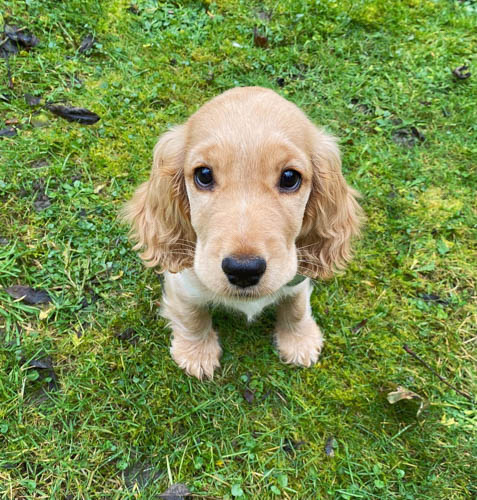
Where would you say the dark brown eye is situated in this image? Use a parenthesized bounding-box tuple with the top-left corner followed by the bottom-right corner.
(194, 166, 214, 189)
(279, 169, 301, 192)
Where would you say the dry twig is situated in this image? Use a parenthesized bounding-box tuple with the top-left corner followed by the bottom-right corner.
(403, 344, 474, 403)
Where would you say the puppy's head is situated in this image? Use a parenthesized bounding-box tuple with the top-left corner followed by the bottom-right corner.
(123, 87, 362, 298)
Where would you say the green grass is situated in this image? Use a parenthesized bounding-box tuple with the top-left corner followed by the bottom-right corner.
(0, 0, 476, 498)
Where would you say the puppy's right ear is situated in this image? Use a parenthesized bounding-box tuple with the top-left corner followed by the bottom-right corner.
(296, 128, 363, 279)
(121, 125, 195, 272)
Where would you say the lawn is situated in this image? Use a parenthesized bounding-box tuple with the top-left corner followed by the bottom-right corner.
(0, 0, 476, 498)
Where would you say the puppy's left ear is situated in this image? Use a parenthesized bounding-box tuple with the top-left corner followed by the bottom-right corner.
(297, 127, 364, 279)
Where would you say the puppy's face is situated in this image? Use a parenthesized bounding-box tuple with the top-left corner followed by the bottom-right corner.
(184, 97, 313, 297)
(124, 87, 362, 297)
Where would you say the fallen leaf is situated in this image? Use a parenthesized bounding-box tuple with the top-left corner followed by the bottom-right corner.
(419, 293, 449, 306)
(0, 127, 16, 137)
(325, 436, 337, 457)
(283, 439, 305, 454)
(243, 388, 255, 404)
(116, 327, 139, 344)
(46, 104, 100, 124)
(392, 127, 425, 148)
(110, 271, 124, 280)
(127, 4, 141, 15)
(78, 34, 95, 54)
(410, 126, 425, 142)
(0, 37, 19, 58)
(5, 285, 52, 305)
(94, 183, 107, 194)
(4, 25, 39, 48)
(25, 93, 42, 106)
(160, 483, 191, 499)
(39, 305, 54, 320)
(33, 195, 51, 211)
(124, 460, 161, 490)
(351, 318, 368, 333)
(25, 355, 58, 392)
(29, 356, 53, 370)
(253, 27, 268, 47)
(452, 65, 471, 79)
(387, 385, 429, 417)
(0, 25, 39, 58)
(350, 98, 374, 115)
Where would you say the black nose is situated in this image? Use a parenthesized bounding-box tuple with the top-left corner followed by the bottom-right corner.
(221, 256, 267, 288)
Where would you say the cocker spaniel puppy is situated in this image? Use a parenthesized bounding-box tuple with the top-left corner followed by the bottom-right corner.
(123, 87, 362, 379)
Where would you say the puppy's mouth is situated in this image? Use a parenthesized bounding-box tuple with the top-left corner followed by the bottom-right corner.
(229, 288, 260, 299)
(224, 283, 275, 300)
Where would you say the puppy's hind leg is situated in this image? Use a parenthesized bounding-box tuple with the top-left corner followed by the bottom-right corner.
(274, 280, 323, 367)
(161, 276, 221, 380)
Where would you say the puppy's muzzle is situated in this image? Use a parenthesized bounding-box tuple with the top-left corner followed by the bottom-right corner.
(221, 256, 267, 288)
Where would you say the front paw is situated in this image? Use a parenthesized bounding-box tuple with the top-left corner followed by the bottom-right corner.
(170, 330, 222, 380)
(275, 318, 323, 367)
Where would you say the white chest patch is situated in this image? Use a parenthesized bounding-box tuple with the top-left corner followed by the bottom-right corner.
(218, 293, 282, 321)
(170, 269, 306, 322)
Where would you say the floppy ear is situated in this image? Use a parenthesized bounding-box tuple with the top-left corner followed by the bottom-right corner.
(122, 125, 195, 272)
(297, 128, 363, 279)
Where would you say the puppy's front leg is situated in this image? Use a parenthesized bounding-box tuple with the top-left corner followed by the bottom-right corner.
(161, 274, 221, 380)
(275, 280, 323, 367)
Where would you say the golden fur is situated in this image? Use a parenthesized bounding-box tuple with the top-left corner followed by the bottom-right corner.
(123, 87, 363, 379)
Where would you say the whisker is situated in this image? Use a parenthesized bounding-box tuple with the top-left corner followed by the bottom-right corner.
(174, 238, 196, 247)
(177, 238, 195, 244)
(171, 249, 195, 255)
(173, 239, 196, 245)
(296, 259, 324, 269)
(172, 243, 196, 250)
(166, 251, 194, 257)
(296, 243, 321, 251)
(297, 261, 323, 276)
(169, 244, 195, 250)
